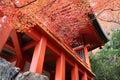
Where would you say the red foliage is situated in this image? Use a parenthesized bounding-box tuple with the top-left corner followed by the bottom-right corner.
(34, 0, 92, 44)
(0, 0, 92, 45)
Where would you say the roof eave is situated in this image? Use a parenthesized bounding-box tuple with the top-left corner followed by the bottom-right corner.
(88, 13, 109, 44)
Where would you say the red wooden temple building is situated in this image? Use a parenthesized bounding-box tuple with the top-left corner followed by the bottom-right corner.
(0, 0, 108, 80)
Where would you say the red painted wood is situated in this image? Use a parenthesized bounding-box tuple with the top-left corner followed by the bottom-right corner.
(23, 41, 37, 51)
(71, 64, 79, 80)
(45, 54, 58, 62)
(82, 72, 88, 80)
(84, 45, 91, 68)
(8, 55, 17, 62)
(90, 78, 94, 80)
(47, 41, 60, 56)
(25, 28, 41, 41)
(11, 29, 25, 71)
(30, 35, 47, 73)
(73, 45, 84, 51)
(55, 53, 65, 80)
(65, 56, 74, 67)
(5, 42, 15, 51)
(0, 26, 13, 52)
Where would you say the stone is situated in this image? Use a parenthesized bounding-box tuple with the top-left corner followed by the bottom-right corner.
(15, 71, 49, 80)
(0, 57, 49, 80)
(0, 57, 20, 80)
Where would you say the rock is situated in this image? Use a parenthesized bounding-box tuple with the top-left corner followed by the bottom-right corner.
(0, 57, 20, 80)
(15, 71, 49, 80)
(0, 57, 49, 80)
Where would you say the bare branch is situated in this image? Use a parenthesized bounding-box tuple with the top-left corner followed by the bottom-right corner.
(96, 8, 120, 17)
(98, 17, 120, 25)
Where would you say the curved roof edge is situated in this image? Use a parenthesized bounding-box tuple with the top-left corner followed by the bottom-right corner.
(88, 14, 109, 43)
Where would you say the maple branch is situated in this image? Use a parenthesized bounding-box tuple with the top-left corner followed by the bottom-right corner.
(98, 17, 120, 25)
(96, 8, 120, 17)
(11, 0, 37, 8)
(93, 6, 120, 25)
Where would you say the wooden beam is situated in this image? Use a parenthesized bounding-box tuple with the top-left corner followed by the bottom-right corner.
(25, 28, 41, 41)
(8, 55, 17, 62)
(55, 53, 65, 80)
(23, 41, 37, 51)
(45, 54, 58, 62)
(47, 41, 60, 56)
(65, 56, 74, 67)
(30, 35, 47, 73)
(71, 64, 79, 80)
(73, 45, 84, 51)
(78, 68, 84, 75)
(0, 54, 16, 62)
(5, 42, 15, 51)
(11, 29, 25, 70)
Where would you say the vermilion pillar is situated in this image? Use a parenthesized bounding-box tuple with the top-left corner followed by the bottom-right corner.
(71, 64, 79, 80)
(90, 77, 94, 80)
(82, 71, 88, 80)
(0, 25, 13, 51)
(84, 45, 90, 68)
(55, 53, 65, 80)
(11, 29, 25, 71)
(30, 35, 47, 73)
